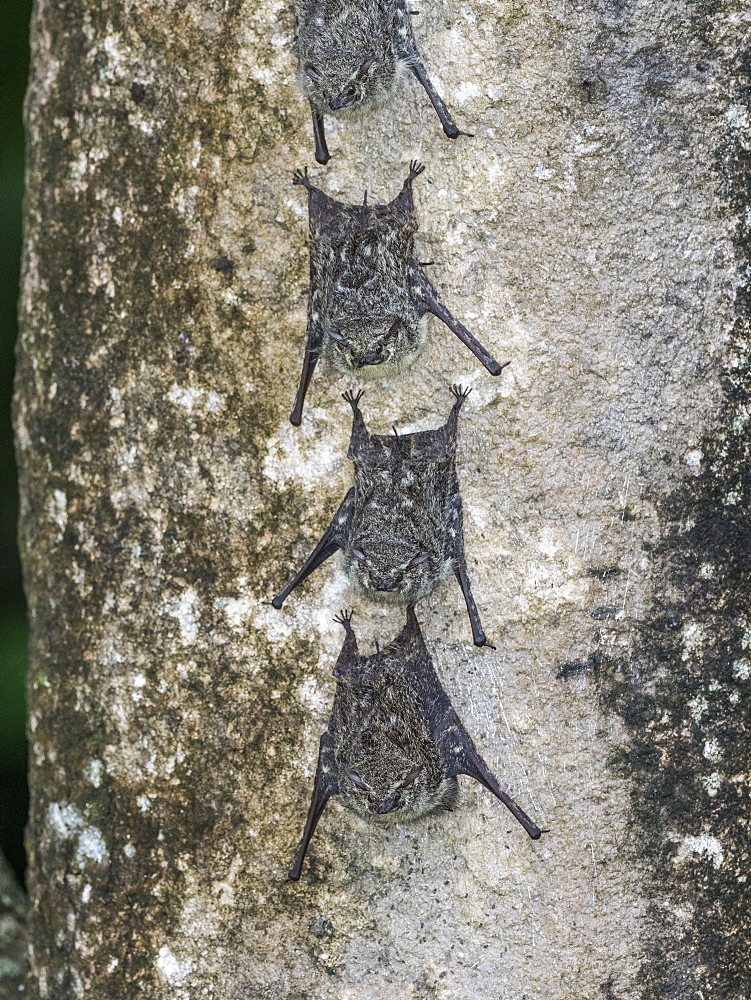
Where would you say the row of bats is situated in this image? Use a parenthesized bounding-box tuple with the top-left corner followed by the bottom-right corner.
(272, 1, 544, 878)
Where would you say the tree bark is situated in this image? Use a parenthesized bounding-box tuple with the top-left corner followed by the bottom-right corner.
(15, 0, 750, 997)
(0, 852, 28, 999)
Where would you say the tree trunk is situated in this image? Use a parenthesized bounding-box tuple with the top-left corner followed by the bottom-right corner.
(15, 0, 750, 996)
(0, 852, 28, 999)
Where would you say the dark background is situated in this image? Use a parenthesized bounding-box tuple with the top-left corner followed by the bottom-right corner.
(1, 0, 34, 885)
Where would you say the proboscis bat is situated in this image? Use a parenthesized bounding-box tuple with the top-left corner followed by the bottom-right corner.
(272, 385, 491, 646)
(289, 163, 507, 426)
(288, 608, 543, 880)
(295, 0, 470, 164)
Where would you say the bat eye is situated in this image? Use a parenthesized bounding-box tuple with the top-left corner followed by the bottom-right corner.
(344, 85, 357, 98)
(347, 771, 368, 791)
(407, 551, 431, 570)
(304, 63, 322, 83)
(352, 548, 367, 563)
(394, 573, 404, 584)
(402, 765, 423, 788)
(374, 345, 383, 355)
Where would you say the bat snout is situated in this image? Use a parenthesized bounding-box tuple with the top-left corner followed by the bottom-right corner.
(354, 352, 385, 368)
(375, 794, 401, 815)
(330, 89, 359, 111)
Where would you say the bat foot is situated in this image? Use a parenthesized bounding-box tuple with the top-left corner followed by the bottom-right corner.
(342, 388, 365, 411)
(292, 167, 312, 188)
(450, 384, 472, 403)
(333, 609, 355, 628)
(408, 159, 426, 181)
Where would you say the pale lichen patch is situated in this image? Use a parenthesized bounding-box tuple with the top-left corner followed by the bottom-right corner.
(673, 834, 725, 869)
(155, 945, 193, 986)
(168, 589, 200, 645)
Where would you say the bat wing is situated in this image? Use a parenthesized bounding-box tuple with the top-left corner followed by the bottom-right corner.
(408, 262, 508, 376)
(290, 252, 326, 425)
(270, 488, 355, 607)
(288, 731, 340, 880)
(400, 607, 542, 839)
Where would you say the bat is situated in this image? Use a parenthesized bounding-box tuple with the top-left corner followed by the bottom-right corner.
(288, 607, 543, 880)
(294, 0, 470, 164)
(289, 162, 507, 426)
(273, 385, 491, 647)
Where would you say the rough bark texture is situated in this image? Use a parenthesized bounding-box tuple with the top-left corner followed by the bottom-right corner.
(15, 0, 750, 997)
(0, 852, 28, 998)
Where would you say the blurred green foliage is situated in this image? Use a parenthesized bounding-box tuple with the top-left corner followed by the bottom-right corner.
(1, 0, 34, 883)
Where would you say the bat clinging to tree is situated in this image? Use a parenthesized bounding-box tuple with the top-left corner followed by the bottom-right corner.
(288, 608, 543, 880)
(295, 0, 470, 164)
(272, 385, 491, 646)
(289, 163, 507, 426)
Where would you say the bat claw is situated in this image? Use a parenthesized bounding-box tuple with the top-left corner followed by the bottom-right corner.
(450, 384, 472, 402)
(333, 609, 355, 627)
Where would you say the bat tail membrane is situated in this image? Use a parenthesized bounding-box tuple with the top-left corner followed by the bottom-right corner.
(288, 733, 340, 880)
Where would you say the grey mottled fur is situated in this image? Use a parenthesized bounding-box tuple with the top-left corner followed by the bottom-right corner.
(288, 608, 543, 879)
(289, 165, 507, 426)
(294, 0, 466, 163)
(273, 385, 491, 646)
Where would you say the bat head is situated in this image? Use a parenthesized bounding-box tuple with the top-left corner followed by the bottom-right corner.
(325, 315, 428, 379)
(300, 49, 399, 115)
(345, 540, 445, 605)
(339, 737, 458, 824)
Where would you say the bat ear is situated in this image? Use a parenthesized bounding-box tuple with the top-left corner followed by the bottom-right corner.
(356, 55, 376, 80)
(304, 62, 323, 83)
